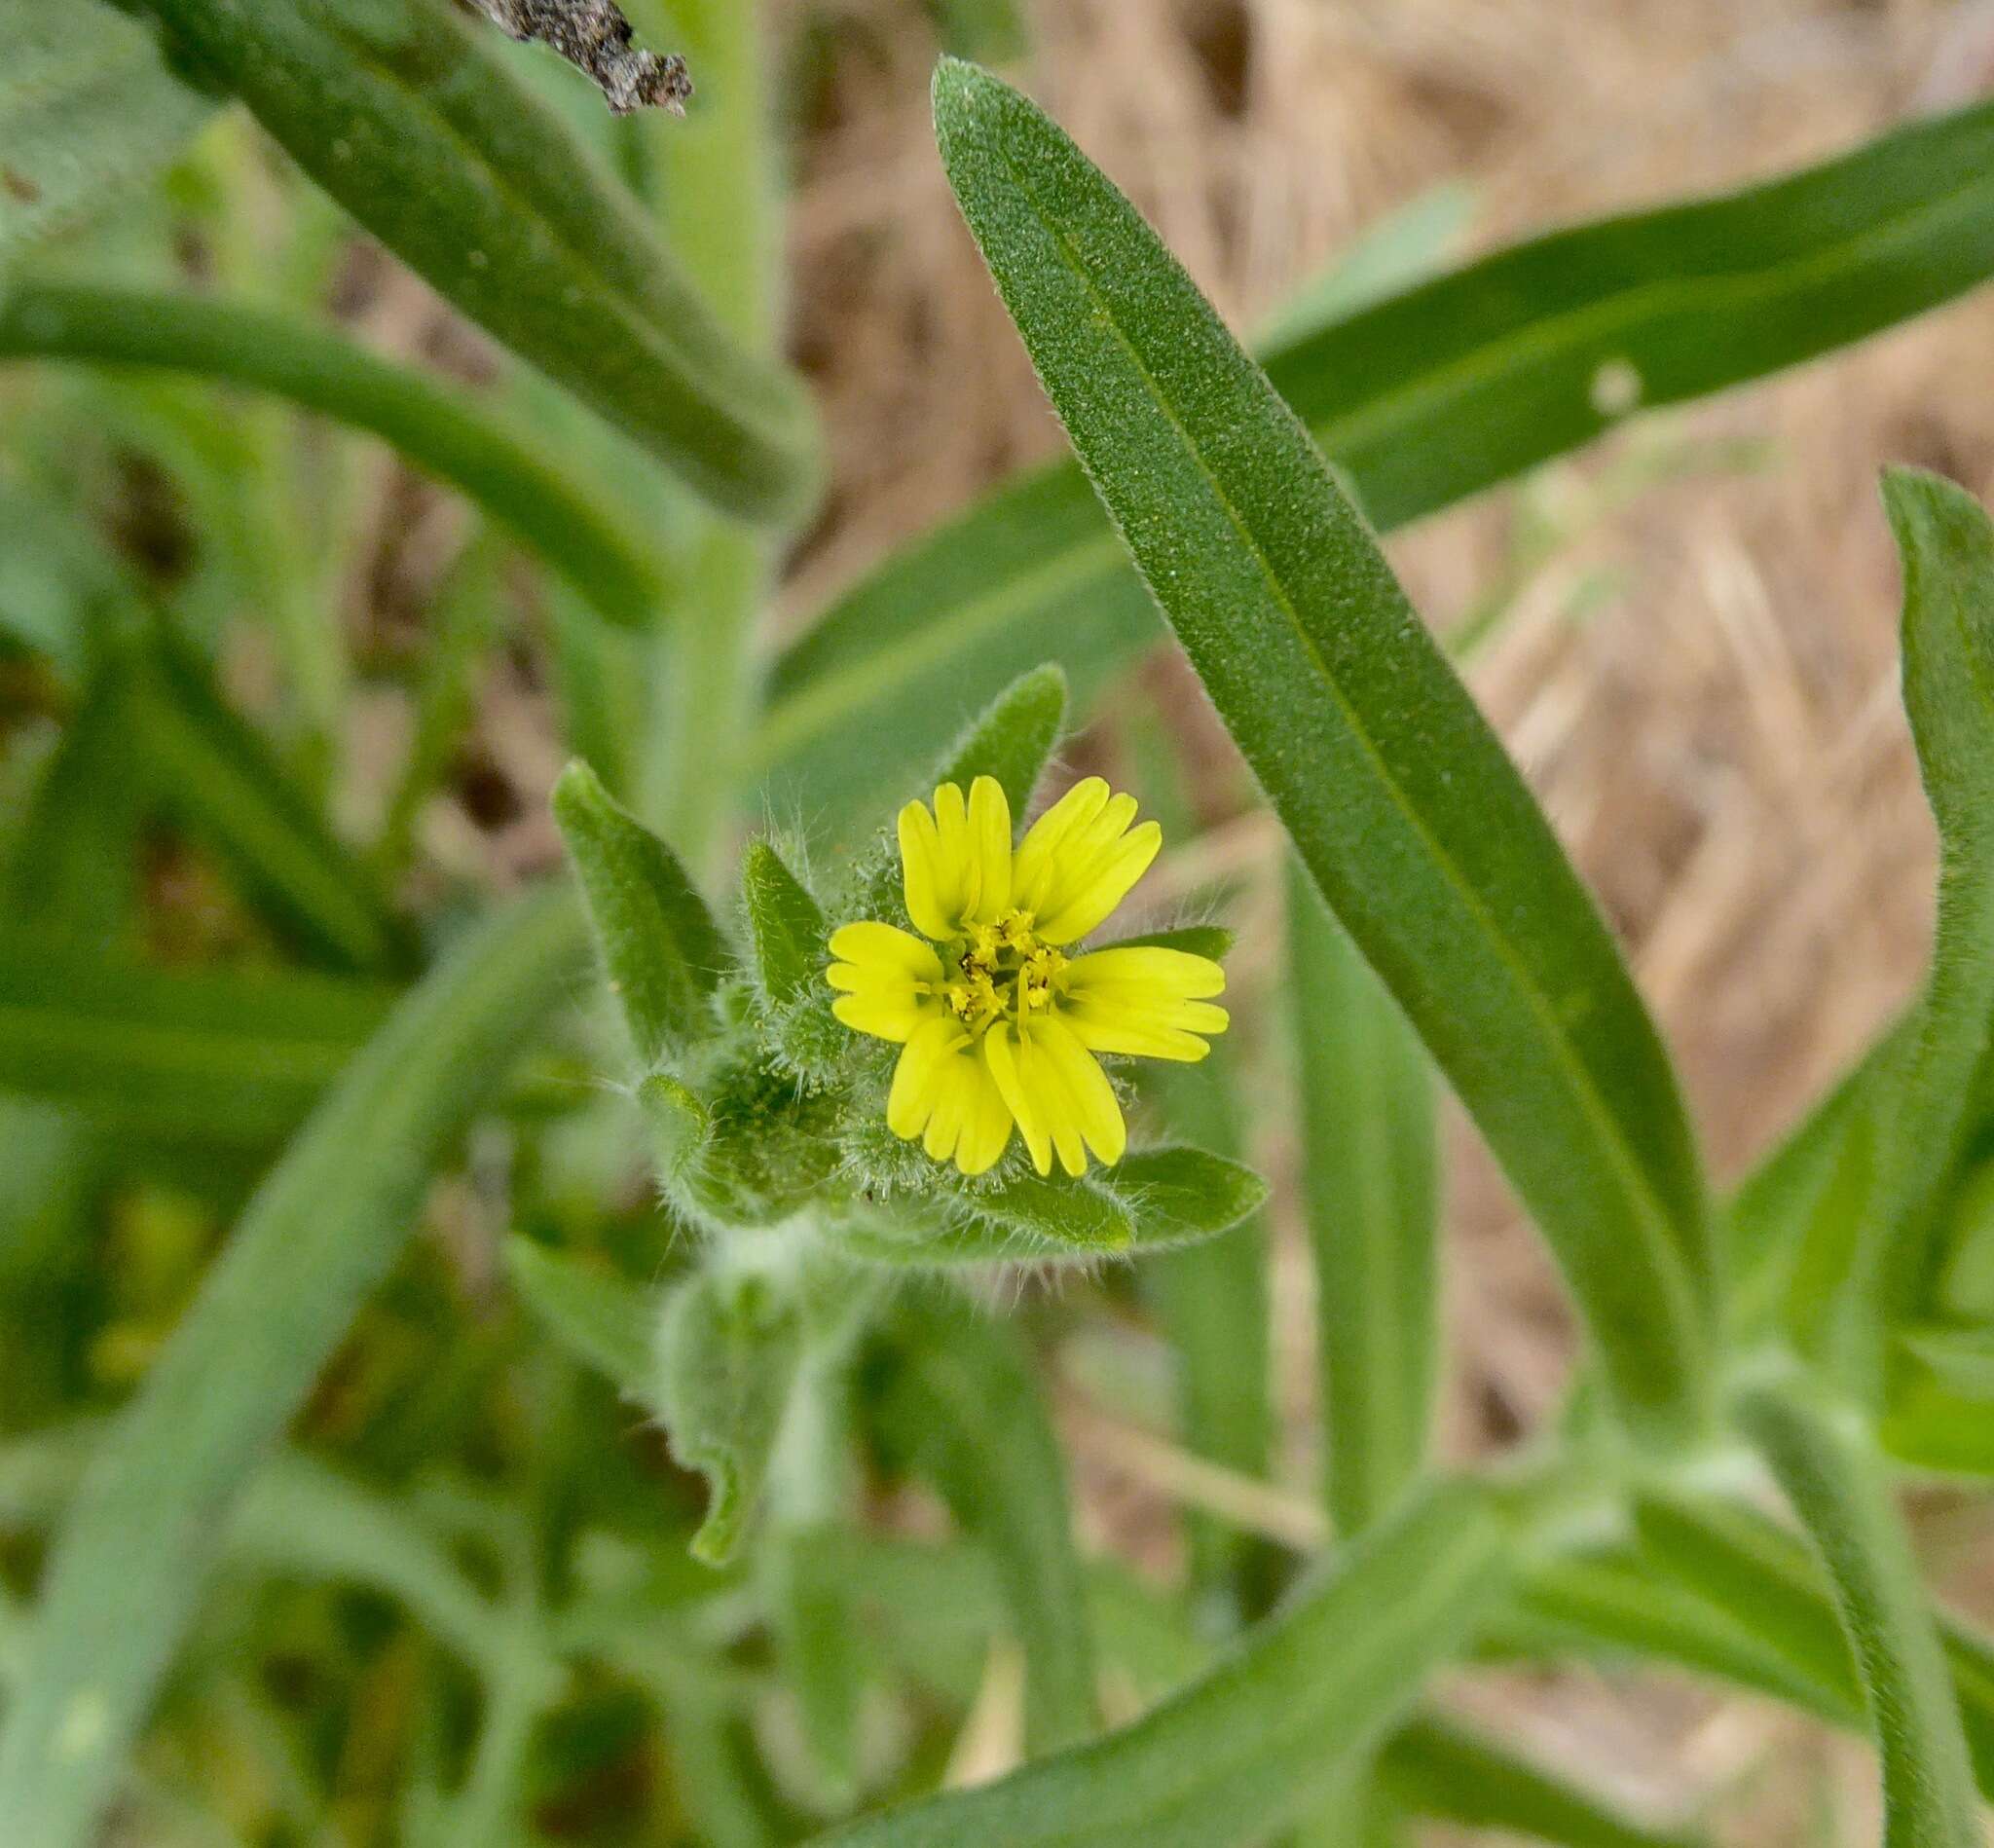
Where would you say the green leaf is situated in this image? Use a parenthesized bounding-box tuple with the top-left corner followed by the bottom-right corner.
(1288, 864, 1438, 1534)
(654, 1259, 804, 1568)
(1141, 1061, 1274, 1607)
(1935, 1155, 1994, 1320)
(1896, 1325, 1994, 1403)
(0, 285, 672, 630)
(1725, 1020, 1902, 1337)
(1253, 181, 1477, 349)
(3, 655, 145, 940)
(0, 887, 587, 1848)
(934, 660, 1068, 820)
(0, 929, 393, 1141)
(1098, 1146, 1268, 1249)
(956, 1165, 1136, 1254)
(0, 0, 214, 298)
(224, 1455, 521, 1686)
(742, 839, 827, 1012)
(1866, 472, 1994, 1323)
(877, 1297, 1096, 1754)
(123, 0, 817, 522)
(131, 636, 406, 973)
(503, 1235, 655, 1404)
(552, 759, 730, 1066)
(1377, 1714, 1709, 1848)
(813, 1479, 1511, 1848)
(932, 58, 1711, 1442)
(759, 92, 1994, 815)
(1736, 1378, 1981, 1848)
(1502, 1545, 1847, 1720)
(636, 1071, 712, 1183)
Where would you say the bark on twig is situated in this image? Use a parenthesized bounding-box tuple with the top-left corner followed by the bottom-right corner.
(459, 0, 692, 115)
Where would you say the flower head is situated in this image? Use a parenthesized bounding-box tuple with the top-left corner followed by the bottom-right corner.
(827, 777, 1227, 1178)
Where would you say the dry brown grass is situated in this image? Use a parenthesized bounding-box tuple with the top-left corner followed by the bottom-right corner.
(782, 1, 1994, 1836)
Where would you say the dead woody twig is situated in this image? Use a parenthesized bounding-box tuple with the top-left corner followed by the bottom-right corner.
(458, 0, 692, 115)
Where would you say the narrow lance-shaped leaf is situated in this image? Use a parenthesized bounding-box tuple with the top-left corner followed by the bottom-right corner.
(814, 1480, 1511, 1848)
(1377, 1714, 1710, 1848)
(1289, 865, 1439, 1535)
(1867, 474, 1994, 1335)
(875, 1297, 1096, 1755)
(553, 758, 730, 1066)
(1503, 1498, 1994, 1804)
(0, 285, 672, 630)
(935, 659, 1067, 822)
(0, 0, 214, 299)
(1736, 1378, 1981, 1848)
(121, 0, 817, 521)
(0, 887, 588, 1848)
(742, 839, 827, 1011)
(932, 59, 1712, 1442)
(759, 94, 1994, 821)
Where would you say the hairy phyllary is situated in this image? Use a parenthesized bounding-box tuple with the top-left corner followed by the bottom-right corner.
(459, 0, 691, 113)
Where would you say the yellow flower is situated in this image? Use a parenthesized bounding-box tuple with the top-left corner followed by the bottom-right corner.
(827, 776, 1228, 1178)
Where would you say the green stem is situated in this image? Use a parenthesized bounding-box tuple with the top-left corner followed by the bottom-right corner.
(1735, 1373, 1980, 1848)
(625, 0, 791, 869)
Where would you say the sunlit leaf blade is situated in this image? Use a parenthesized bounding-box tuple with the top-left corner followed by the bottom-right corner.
(932, 58, 1711, 1441)
(761, 93, 1994, 819)
(1378, 1714, 1709, 1848)
(0, 930, 392, 1141)
(0, 0, 214, 298)
(503, 1236, 655, 1404)
(0, 888, 587, 1848)
(553, 759, 731, 1066)
(814, 1480, 1510, 1848)
(876, 1298, 1096, 1754)
(1736, 1380, 1980, 1848)
(1289, 866, 1438, 1534)
(0, 285, 672, 629)
(121, 0, 817, 521)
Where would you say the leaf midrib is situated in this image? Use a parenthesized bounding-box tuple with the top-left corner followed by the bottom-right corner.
(984, 119, 1703, 1350)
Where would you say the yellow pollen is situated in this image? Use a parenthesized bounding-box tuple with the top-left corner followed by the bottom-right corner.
(942, 910, 1066, 1033)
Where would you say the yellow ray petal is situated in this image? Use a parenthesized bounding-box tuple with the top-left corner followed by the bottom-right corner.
(1035, 1015, 1126, 1167)
(982, 1022, 1051, 1177)
(966, 775, 1014, 921)
(888, 1016, 968, 1140)
(1057, 945, 1229, 1060)
(827, 922, 944, 1043)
